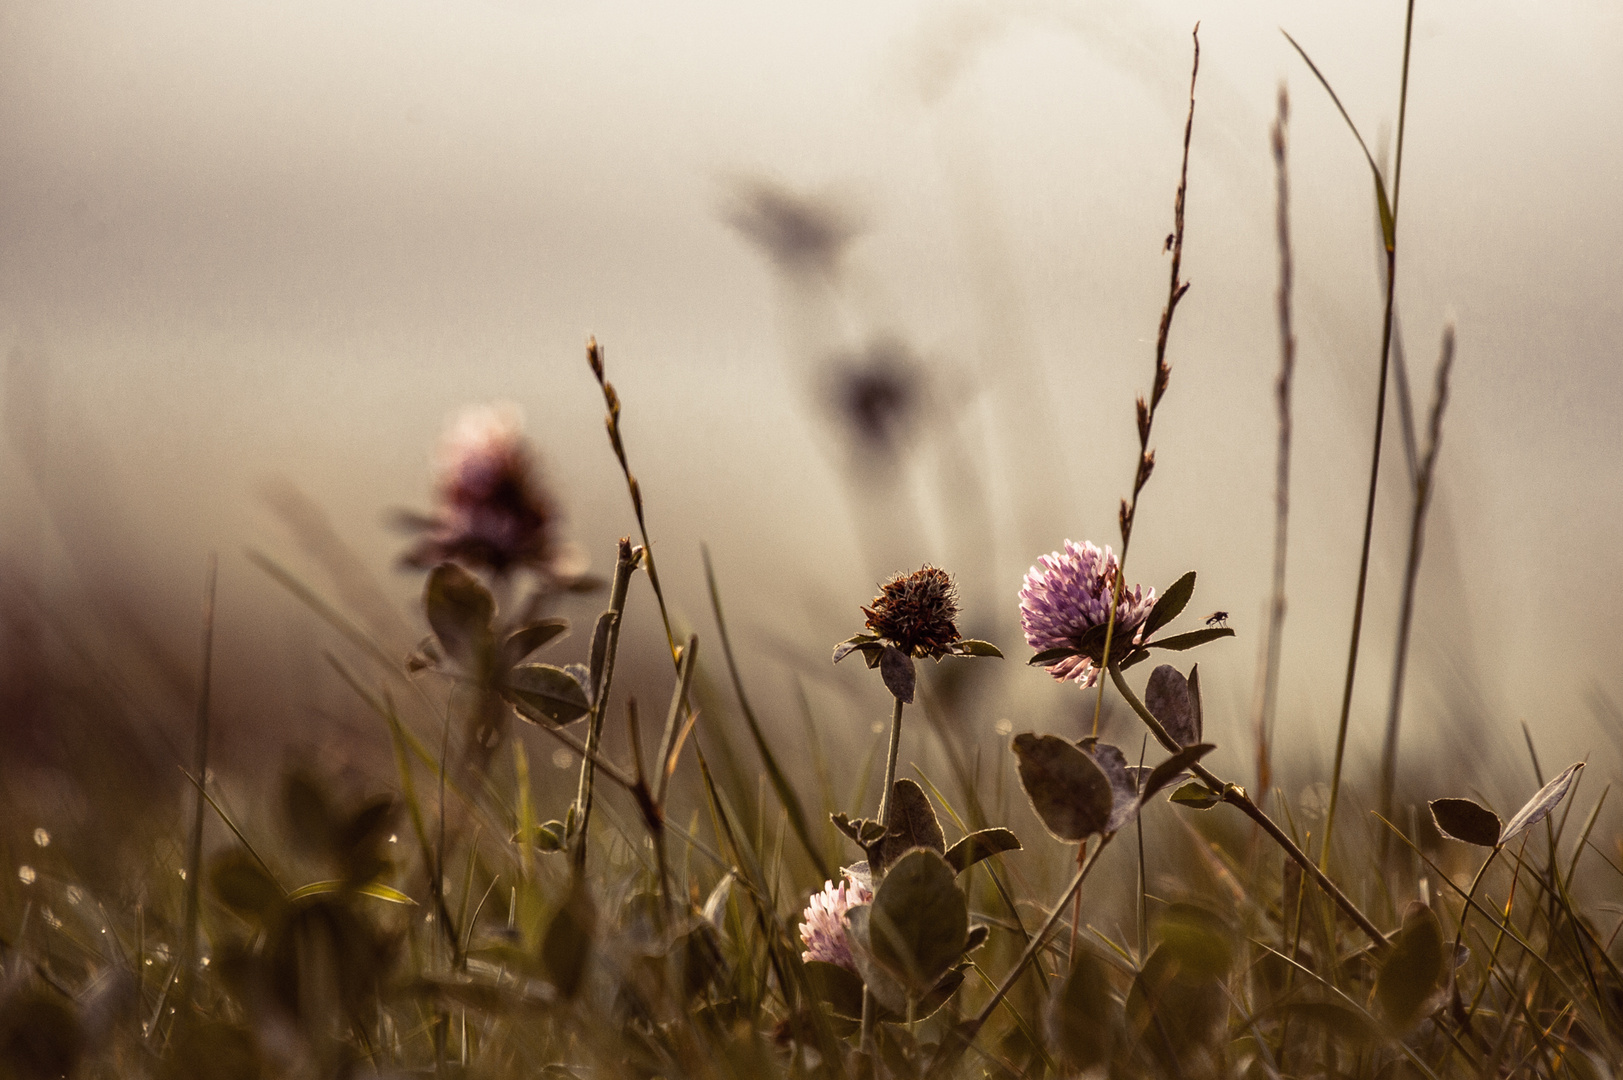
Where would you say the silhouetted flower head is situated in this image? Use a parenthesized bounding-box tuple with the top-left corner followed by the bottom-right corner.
(798, 874, 873, 971)
(864, 565, 961, 660)
(1020, 540, 1156, 688)
(402, 404, 563, 578)
(724, 179, 862, 277)
(826, 339, 924, 454)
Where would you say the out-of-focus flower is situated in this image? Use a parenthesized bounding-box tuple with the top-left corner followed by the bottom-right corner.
(863, 565, 961, 661)
(825, 339, 924, 456)
(798, 874, 873, 971)
(1020, 540, 1156, 688)
(401, 404, 573, 579)
(724, 178, 863, 278)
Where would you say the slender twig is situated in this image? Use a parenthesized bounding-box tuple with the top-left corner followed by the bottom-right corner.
(178, 554, 217, 1011)
(1254, 85, 1295, 796)
(588, 338, 680, 663)
(1318, 0, 1418, 870)
(1377, 325, 1455, 855)
(1089, 23, 1200, 738)
(1109, 664, 1389, 950)
(572, 538, 638, 871)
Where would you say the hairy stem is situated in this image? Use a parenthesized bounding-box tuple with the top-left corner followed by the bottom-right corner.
(876, 694, 907, 832)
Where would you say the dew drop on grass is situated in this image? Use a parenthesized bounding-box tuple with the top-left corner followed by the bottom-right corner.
(17, 865, 35, 885)
(552, 748, 573, 769)
(994, 718, 1014, 736)
(389, 834, 398, 844)
(33, 828, 49, 847)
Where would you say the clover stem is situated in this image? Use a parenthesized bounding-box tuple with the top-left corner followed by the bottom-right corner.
(1450, 844, 1501, 1007)
(860, 693, 907, 1060)
(1107, 663, 1389, 953)
(1068, 839, 1087, 968)
(876, 694, 907, 835)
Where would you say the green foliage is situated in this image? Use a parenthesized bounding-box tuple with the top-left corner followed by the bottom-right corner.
(1011, 733, 1114, 841)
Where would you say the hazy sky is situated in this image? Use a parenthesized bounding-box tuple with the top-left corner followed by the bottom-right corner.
(2, 0, 1620, 796)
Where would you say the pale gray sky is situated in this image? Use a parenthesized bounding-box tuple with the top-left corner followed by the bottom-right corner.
(2, 0, 1620, 798)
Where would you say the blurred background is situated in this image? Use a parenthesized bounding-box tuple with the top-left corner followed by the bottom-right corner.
(2, 0, 1621, 839)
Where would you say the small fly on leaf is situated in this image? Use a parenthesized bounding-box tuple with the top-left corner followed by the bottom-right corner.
(1204, 611, 1228, 628)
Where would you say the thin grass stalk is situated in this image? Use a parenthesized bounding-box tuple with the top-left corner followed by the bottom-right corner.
(1320, 0, 1418, 870)
(1090, 23, 1199, 739)
(1377, 325, 1455, 859)
(1254, 85, 1295, 796)
(703, 546, 832, 880)
(572, 538, 638, 871)
(588, 337, 681, 664)
(178, 553, 218, 1009)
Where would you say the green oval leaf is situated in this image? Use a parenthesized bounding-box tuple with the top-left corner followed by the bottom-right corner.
(1499, 762, 1584, 846)
(1145, 664, 1198, 746)
(1141, 744, 1216, 804)
(1142, 571, 1196, 638)
(1429, 798, 1502, 848)
(833, 635, 882, 664)
(868, 849, 968, 998)
(503, 619, 570, 667)
(1029, 646, 1081, 667)
(504, 663, 591, 726)
(949, 638, 1004, 658)
(1012, 734, 1114, 842)
(872, 779, 945, 873)
(1375, 902, 1443, 1027)
(944, 828, 1022, 875)
(1169, 781, 1221, 810)
(804, 959, 867, 1020)
(879, 646, 916, 703)
(425, 562, 496, 671)
(1143, 627, 1235, 651)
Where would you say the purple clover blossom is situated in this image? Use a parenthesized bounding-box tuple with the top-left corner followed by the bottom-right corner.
(403, 404, 583, 580)
(797, 875, 873, 971)
(1020, 540, 1157, 689)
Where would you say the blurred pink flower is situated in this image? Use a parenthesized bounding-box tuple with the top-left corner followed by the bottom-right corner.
(402, 404, 576, 579)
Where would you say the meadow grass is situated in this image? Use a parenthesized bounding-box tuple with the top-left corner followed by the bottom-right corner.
(1, 12, 1618, 1080)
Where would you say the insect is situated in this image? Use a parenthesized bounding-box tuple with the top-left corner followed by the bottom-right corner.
(1204, 611, 1229, 628)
